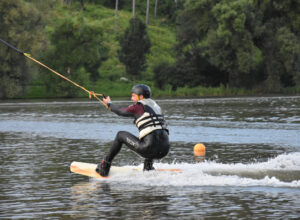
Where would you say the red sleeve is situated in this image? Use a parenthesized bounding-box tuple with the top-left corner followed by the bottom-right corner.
(124, 103, 144, 116)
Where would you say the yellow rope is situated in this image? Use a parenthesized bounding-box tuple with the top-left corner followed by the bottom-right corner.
(24, 53, 108, 108)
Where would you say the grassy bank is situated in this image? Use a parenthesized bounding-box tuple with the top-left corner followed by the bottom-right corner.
(21, 80, 300, 100)
(63, 4, 176, 80)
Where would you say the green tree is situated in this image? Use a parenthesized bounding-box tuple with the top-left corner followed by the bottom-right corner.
(155, 0, 185, 22)
(153, 62, 175, 89)
(119, 17, 151, 79)
(177, 0, 262, 88)
(176, 0, 300, 91)
(253, 0, 300, 91)
(97, 0, 126, 9)
(41, 14, 108, 97)
(0, 0, 45, 99)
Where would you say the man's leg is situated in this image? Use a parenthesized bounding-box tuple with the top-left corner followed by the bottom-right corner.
(96, 131, 140, 176)
(141, 130, 170, 171)
(107, 131, 140, 161)
(143, 158, 154, 171)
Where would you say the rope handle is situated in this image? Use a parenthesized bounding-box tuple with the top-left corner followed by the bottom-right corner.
(24, 53, 108, 108)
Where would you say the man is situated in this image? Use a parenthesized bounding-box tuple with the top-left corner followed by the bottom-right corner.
(96, 84, 170, 177)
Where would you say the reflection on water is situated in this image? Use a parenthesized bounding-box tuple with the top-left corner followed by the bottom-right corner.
(0, 96, 299, 218)
(71, 182, 173, 219)
(69, 181, 300, 219)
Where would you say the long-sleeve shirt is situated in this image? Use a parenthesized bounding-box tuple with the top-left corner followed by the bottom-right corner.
(109, 102, 144, 119)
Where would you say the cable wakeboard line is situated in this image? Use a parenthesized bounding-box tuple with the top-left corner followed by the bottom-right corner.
(0, 38, 108, 108)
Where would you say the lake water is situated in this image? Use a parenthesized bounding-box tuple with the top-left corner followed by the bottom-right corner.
(0, 96, 299, 219)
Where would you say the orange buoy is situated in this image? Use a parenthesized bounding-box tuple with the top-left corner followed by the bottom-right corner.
(193, 143, 206, 156)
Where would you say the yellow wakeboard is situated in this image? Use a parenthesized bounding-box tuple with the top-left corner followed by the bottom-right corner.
(70, 161, 182, 179)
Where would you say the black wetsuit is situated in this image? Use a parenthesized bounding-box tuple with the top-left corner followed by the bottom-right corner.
(105, 102, 170, 166)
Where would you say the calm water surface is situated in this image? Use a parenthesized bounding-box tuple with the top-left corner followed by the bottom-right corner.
(0, 96, 299, 219)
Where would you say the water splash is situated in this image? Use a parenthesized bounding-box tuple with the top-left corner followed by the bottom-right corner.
(94, 153, 300, 188)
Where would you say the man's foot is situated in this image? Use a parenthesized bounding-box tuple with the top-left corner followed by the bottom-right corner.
(96, 157, 111, 177)
(143, 159, 155, 171)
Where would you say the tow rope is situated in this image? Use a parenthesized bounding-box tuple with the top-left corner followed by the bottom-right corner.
(0, 38, 108, 108)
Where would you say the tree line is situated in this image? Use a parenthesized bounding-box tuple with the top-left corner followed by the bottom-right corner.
(0, 0, 299, 99)
(155, 0, 300, 92)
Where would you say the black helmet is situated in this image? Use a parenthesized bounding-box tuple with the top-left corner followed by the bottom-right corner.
(131, 84, 151, 98)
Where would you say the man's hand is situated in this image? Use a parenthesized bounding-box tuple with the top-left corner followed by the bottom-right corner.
(103, 96, 111, 105)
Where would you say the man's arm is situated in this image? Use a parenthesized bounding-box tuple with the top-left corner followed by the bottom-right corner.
(103, 96, 143, 118)
(109, 103, 135, 117)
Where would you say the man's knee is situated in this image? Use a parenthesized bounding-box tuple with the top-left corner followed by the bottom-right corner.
(115, 131, 138, 146)
(116, 131, 124, 137)
(114, 131, 126, 143)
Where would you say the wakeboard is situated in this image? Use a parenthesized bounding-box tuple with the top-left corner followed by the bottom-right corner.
(70, 161, 182, 179)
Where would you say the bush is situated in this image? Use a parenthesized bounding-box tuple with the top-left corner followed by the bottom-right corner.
(153, 62, 175, 89)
